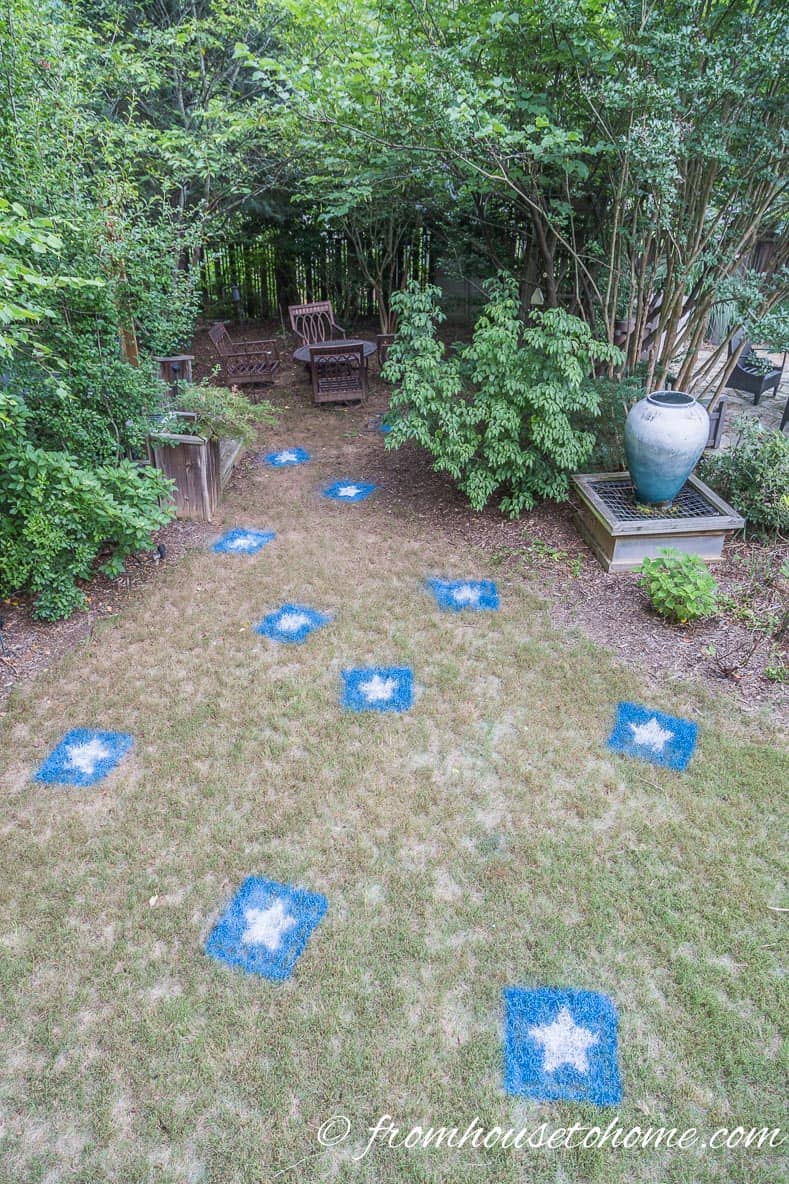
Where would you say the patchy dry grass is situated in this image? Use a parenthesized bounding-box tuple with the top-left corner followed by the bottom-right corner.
(0, 401, 786, 1184)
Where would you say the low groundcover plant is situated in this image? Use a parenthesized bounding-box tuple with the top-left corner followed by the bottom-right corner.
(638, 548, 719, 624)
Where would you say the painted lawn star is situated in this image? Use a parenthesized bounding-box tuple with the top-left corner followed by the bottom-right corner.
(426, 578, 499, 612)
(322, 480, 376, 503)
(205, 876, 328, 981)
(341, 666, 414, 712)
(241, 899, 297, 950)
(213, 528, 275, 555)
(503, 986, 622, 1105)
(34, 729, 133, 787)
(254, 604, 331, 645)
(608, 702, 698, 770)
(264, 447, 310, 467)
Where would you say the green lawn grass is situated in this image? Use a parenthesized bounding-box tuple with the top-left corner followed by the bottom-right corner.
(0, 409, 786, 1183)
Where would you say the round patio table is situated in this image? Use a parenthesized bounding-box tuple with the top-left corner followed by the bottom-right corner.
(293, 338, 377, 364)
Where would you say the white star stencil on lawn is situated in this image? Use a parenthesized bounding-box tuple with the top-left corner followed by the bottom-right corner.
(322, 480, 376, 503)
(263, 447, 311, 467)
(503, 986, 622, 1105)
(425, 578, 499, 612)
(628, 716, 673, 752)
(277, 611, 312, 633)
(213, 528, 275, 555)
(241, 900, 297, 951)
(65, 737, 113, 775)
(528, 1006, 599, 1073)
(34, 729, 133, 787)
(453, 584, 483, 605)
(342, 666, 414, 712)
(205, 876, 328, 981)
(358, 674, 398, 703)
(254, 603, 331, 645)
(608, 702, 698, 770)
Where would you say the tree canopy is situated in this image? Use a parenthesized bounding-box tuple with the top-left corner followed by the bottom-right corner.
(2, 0, 786, 386)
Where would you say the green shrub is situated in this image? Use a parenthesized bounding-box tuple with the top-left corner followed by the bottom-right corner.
(0, 393, 175, 620)
(383, 276, 623, 516)
(1, 198, 202, 467)
(638, 548, 719, 623)
(160, 382, 277, 447)
(700, 415, 789, 533)
(579, 369, 646, 471)
(5, 355, 161, 465)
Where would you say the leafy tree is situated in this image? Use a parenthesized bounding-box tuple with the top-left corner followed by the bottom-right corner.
(277, 0, 788, 398)
(0, 391, 174, 619)
(90, 0, 294, 252)
(0, 199, 88, 357)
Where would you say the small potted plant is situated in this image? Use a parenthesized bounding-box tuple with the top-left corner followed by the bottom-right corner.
(148, 382, 277, 520)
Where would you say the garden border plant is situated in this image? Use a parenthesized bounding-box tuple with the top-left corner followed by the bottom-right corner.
(700, 415, 789, 535)
(158, 381, 278, 448)
(0, 392, 174, 620)
(638, 548, 719, 625)
(383, 275, 623, 517)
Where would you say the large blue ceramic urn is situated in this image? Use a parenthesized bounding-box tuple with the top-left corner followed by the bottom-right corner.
(624, 390, 709, 506)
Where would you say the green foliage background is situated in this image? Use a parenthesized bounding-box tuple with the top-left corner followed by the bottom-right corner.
(1, 0, 787, 614)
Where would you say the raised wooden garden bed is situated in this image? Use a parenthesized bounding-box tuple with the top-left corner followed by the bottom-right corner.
(571, 471, 745, 572)
(148, 414, 241, 522)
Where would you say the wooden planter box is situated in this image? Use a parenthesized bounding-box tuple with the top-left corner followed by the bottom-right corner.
(148, 416, 242, 521)
(571, 471, 744, 572)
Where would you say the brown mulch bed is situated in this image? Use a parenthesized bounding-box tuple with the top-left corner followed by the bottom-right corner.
(363, 439, 788, 710)
(2, 317, 787, 714)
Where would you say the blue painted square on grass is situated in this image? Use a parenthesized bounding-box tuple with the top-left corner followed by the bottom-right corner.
(213, 528, 276, 555)
(254, 603, 331, 644)
(342, 666, 413, 713)
(205, 876, 328, 981)
(426, 578, 499, 612)
(608, 701, 698, 770)
(263, 447, 311, 467)
(503, 986, 622, 1106)
(34, 728, 133, 787)
(322, 480, 376, 503)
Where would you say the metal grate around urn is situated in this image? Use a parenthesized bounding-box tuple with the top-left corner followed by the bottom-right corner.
(592, 478, 719, 522)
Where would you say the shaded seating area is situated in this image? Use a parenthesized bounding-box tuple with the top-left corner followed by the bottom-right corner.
(208, 322, 280, 388)
(287, 299, 376, 403)
(308, 342, 367, 405)
(726, 331, 786, 405)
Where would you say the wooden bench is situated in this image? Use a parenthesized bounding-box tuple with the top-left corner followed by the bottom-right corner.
(208, 322, 280, 388)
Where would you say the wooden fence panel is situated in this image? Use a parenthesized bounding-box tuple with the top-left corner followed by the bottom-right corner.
(200, 227, 432, 325)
